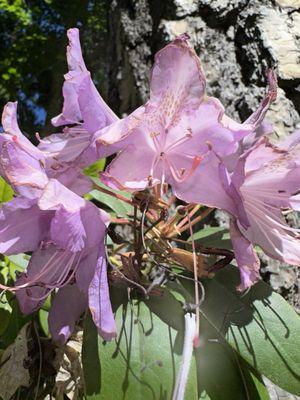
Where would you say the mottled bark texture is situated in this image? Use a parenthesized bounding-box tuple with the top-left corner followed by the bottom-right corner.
(106, 2, 300, 398)
(107, 0, 299, 135)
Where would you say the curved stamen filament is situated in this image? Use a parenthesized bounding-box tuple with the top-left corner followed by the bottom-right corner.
(149, 155, 160, 179)
(44, 252, 80, 289)
(26, 253, 82, 302)
(16, 250, 66, 290)
(150, 131, 162, 153)
(0, 250, 66, 293)
(165, 132, 193, 153)
(166, 155, 202, 183)
(244, 192, 300, 233)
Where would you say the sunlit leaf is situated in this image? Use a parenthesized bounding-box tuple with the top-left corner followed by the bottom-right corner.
(39, 309, 49, 337)
(8, 253, 29, 275)
(82, 289, 198, 400)
(0, 178, 13, 203)
(84, 158, 106, 177)
(89, 178, 133, 217)
(177, 266, 300, 396)
(196, 316, 269, 400)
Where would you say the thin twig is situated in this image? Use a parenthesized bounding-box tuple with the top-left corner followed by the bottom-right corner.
(105, 235, 147, 296)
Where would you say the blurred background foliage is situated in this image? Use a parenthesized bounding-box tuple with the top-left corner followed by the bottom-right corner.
(0, 0, 108, 136)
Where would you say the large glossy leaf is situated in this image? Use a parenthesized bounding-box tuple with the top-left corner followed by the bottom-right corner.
(196, 316, 269, 400)
(177, 266, 300, 395)
(0, 178, 13, 203)
(82, 290, 198, 400)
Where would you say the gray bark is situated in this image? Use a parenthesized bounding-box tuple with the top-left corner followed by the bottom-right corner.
(107, 0, 300, 135)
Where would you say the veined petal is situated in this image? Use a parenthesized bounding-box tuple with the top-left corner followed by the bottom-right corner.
(0, 197, 52, 255)
(0, 103, 47, 200)
(38, 179, 85, 212)
(241, 139, 300, 206)
(48, 166, 92, 196)
(76, 248, 99, 294)
(51, 28, 88, 127)
(75, 204, 109, 291)
(16, 245, 64, 314)
(150, 34, 206, 125)
(0, 141, 48, 198)
(78, 73, 118, 132)
(241, 120, 273, 151)
(49, 284, 87, 344)
(38, 127, 91, 164)
(88, 254, 116, 341)
(239, 195, 300, 266)
(40, 182, 109, 253)
(1, 102, 23, 138)
(278, 129, 300, 150)
(101, 142, 158, 191)
(38, 125, 101, 181)
(1, 102, 45, 162)
(51, 207, 86, 252)
(38, 179, 88, 252)
(243, 70, 277, 129)
(242, 137, 285, 175)
(230, 220, 260, 291)
(95, 105, 145, 158)
(166, 97, 238, 158)
(52, 28, 117, 131)
(172, 151, 237, 214)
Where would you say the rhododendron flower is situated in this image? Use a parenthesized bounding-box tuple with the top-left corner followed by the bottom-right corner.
(38, 28, 119, 171)
(0, 106, 116, 343)
(229, 135, 300, 289)
(224, 70, 277, 172)
(201, 135, 300, 290)
(168, 69, 277, 210)
(1, 101, 92, 196)
(96, 35, 277, 199)
(0, 25, 296, 348)
(0, 102, 47, 199)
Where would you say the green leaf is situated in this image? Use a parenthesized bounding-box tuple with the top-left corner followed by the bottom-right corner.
(38, 309, 49, 337)
(0, 297, 12, 336)
(196, 316, 269, 400)
(84, 159, 106, 177)
(8, 254, 29, 274)
(0, 178, 13, 203)
(0, 298, 30, 349)
(189, 227, 231, 249)
(89, 178, 133, 217)
(82, 291, 198, 400)
(179, 266, 300, 395)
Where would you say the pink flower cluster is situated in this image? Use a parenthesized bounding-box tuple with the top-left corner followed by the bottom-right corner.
(0, 29, 299, 342)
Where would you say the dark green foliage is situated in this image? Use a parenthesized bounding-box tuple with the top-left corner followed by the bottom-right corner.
(0, 0, 108, 136)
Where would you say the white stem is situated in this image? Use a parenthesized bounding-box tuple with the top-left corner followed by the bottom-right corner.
(172, 313, 196, 400)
